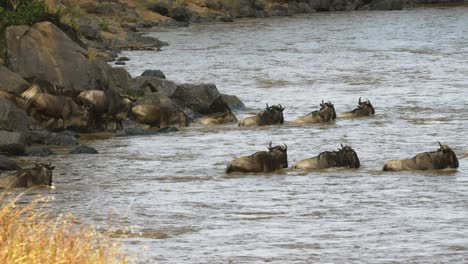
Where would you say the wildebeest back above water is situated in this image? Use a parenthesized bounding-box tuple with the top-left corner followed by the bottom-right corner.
(383, 142, 459, 171)
(131, 104, 188, 128)
(226, 142, 288, 173)
(199, 107, 238, 125)
(292, 144, 360, 170)
(338, 97, 375, 118)
(0, 162, 55, 189)
(293, 100, 336, 124)
(238, 104, 285, 126)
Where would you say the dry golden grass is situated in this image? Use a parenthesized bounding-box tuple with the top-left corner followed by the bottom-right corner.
(0, 194, 128, 264)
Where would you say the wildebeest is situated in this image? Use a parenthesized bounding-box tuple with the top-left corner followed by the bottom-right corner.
(26, 93, 90, 129)
(131, 104, 188, 128)
(200, 107, 237, 125)
(21, 79, 58, 100)
(293, 100, 336, 124)
(292, 144, 360, 170)
(0, 162, 55, 189)
(238, 104, 285, 126)
(338, 97, 375, 118)
(382, 142, 459, 171)
(225, 142, 288, 173)
(78, 89, 135, 130)
(0, 91, 25, 108)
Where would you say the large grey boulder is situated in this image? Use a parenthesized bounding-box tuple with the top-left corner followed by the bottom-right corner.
(133, 76, 178, 96)
(5, 22, 109, 94)
(369, 0, 403, 10)
(0, 155, 20, 170)
(0, 131, 25, 155)
(221, 93, 246, 111)
(0, 66, 30, 94)
(170, 83, 229, 115)
(0, 98, 35, 132)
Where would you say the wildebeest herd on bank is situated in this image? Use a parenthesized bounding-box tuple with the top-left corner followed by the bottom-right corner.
(0, 79, 461, 189)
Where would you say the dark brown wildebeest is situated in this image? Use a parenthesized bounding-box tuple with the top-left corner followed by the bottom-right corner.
(338, 97, 375, 118)
(0, 162, 55, 189)
(238, 104, 285, 126)
(26, 93, 90, 129)
(200, 107, 238, 125)
(293, 100, 336, 124)
(225, 142, 288, 173)
(383, 142, 459, 171)
(131, 104, 188, 128)
(78, 89, 135, 130)
(292, 144, 360, 170)
(21, 79, 58, 100)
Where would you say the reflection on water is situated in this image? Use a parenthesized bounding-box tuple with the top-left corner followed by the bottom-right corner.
(24, 7, 468, 263)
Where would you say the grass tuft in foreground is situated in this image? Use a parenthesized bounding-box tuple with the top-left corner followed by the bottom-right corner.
(0, 194, 127, 264)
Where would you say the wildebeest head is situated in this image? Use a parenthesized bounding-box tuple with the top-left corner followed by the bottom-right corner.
(337, 144, 360, 168)
(261, 103, 285, 124)
(435, 142, 459, 169)
(30, 162, 55, 186)
(268, 141, 288, 168)
(357, 97, 375, 115)
(319, 100, 337, 120)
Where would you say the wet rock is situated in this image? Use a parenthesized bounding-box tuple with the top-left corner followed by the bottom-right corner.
(115, 126, 178, 137)
(117, 57, 130, 62)
(115, 61, 126, 65)
(169, 6, 193, 22)
(69, 145, 98, 154)
(25, 147, 56, 157)
(271, 4, 290, 16)
(141, 70, 166, 79)
(106, 66, 134, 94)
(0, 98, 36, 132)
(218, 16, 234, 22)
(6, 22, 109, 93)
(369, 0, 403, 10)
(170, 83, 229, 115)
(112, 34, 167, 51)
(0, 131, 25, 155)
(148, 2, 170, 16)
(0, 66, 30, 94)
(309, 0, 332, 11)
(0, 155, 20, 170)
(133, 76, 178, 96)
(221, 93, 246, 111)
(27, 130, 79, 146)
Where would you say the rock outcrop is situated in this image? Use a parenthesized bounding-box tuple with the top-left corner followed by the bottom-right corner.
(0, 131, 26, 155)
(0, 66, 30, 94)
(6, 22, 109, 94)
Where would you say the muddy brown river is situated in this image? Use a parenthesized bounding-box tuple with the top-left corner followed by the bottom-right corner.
(22, 6, 468, 263)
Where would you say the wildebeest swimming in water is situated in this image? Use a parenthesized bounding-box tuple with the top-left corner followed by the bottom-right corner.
(226, 142, 288, 173)
(338, 97, 375, 118)
(292, 144, 360, 170)
(293, 100, 336, 124)
(238, 104, 285, 126)
(382, 142, 459, 171)
(200, 107, 238, 125)
(0, 162, 55, 189)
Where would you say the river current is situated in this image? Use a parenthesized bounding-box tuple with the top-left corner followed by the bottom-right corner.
(28, 6, 468, 263)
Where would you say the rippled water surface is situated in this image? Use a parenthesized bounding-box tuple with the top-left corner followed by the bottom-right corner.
(31, 7, 468, 263)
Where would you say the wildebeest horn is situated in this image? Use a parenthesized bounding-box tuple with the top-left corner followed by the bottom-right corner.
(438, 141, 442, 148)
(359, 97, 362, 104)
(266, 103, 269, 109)
(322, 99, 324, 104)
(283, 144, 287, 151)
(341, 143, 344, 149)
(269, 141, 272, 148)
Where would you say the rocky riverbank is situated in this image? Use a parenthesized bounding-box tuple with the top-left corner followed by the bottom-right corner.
(0, 0, 464, 172)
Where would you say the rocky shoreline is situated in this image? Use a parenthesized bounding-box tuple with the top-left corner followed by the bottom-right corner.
(0, 0, 465, 181)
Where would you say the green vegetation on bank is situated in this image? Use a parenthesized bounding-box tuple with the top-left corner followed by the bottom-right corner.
(0, 0, 50, 28)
